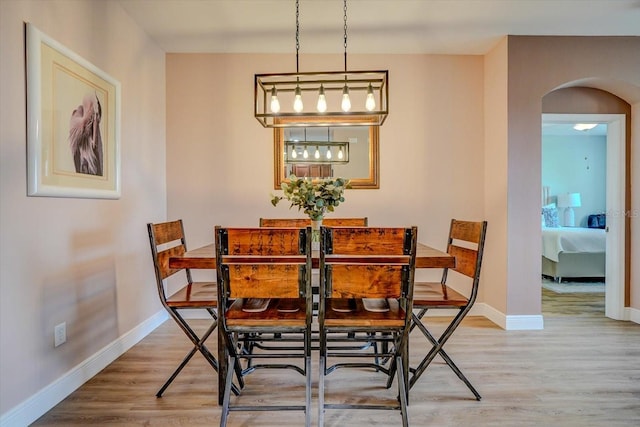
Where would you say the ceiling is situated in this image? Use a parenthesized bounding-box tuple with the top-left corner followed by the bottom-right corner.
(117, 0, 640, 55)
(542, 123, 607, 137)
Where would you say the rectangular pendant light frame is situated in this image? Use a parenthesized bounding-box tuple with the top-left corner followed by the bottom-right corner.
(255, 70, 388, 128)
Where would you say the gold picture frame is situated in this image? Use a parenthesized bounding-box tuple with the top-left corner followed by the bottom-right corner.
(273, 116, 380, 189)
(26, 23, 121, 199)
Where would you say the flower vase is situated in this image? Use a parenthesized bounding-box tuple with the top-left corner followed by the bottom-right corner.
(311, 218, 322, 251)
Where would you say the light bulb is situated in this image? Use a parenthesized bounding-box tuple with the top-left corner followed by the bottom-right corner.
(291, 148, 297, 159)
(303, 146, 308, 159)
(314, 146, 320, 159)
(326, 148, 332, 159)
(270, 87, 280, 113)
(338, 147, 344, 159)
(316, 85, 327, 113)
(365, 83, 376, 111)
(341, 85, 351, 112)
(293, 85, 303, 112)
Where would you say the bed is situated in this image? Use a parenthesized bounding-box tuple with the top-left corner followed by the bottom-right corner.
(541, 226, 606, 282)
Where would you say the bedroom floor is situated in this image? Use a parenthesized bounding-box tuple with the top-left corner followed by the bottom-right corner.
(542, 287, 605, 316)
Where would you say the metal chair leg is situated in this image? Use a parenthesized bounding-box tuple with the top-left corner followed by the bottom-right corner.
(156, 346, 198, 397)
(220, 355, 235, 427)
(305, 355, 312, 427)
(157, 309, 218, 397)
(410, 310, 481, 400)
(396, 355, 409, 427)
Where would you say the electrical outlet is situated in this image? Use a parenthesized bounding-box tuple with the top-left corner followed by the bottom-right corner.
(54, 322, 66, 347)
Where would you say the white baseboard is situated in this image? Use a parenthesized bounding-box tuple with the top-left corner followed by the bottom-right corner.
(417, 303, 544, 331)
(504, 314, 545, 330)
(471, 303, 544, 330)
(629, 307, 640, 324)
(0, 310, 167, 427)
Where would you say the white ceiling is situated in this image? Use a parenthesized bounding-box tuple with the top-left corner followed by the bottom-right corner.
(117, 0, 640, 54)
(542, 123, 607, 136)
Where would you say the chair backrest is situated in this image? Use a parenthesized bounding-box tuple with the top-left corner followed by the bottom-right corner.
(319, 226, 418, 300)
(259, 217, 368, 227)
(443, 219, 488, 302)
(322, 226, 413, 257)
(217, 226, 306, 256)
(215, 226, 312, 301)
(147, 220, 191, 304)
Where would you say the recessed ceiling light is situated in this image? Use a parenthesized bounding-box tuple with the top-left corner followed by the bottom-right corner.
(573, 123, 598, 131)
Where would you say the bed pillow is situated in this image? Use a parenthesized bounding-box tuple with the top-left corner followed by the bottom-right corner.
(542, 204, 560, 228)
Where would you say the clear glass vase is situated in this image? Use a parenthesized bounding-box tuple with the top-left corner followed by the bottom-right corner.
(311, 218, 322, 250)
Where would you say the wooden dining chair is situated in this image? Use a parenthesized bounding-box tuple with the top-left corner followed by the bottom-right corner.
(318, 226, 418, 427)
(147, 220, 239, 397)
(409, 219, 487, 400)
(215, 226, 313, 427)
(259, 217, 368, 227)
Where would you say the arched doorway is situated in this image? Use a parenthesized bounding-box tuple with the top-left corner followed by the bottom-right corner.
(486, 36, 640, 330)
(541, 87, 631, 320)
(541, 108, 628, 321)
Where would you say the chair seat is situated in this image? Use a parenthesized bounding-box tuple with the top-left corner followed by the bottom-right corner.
(225, 298, 307, 327)
(413, 282, 469, 307)
(165, 281, 217, 307)
(324, 298, 406, 328)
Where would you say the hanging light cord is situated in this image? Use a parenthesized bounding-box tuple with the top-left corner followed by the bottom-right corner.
(343, 0, 348, 73)
(296, 0, 300, 73)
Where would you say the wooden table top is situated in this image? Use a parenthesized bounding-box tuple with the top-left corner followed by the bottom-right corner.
(169, 242, 455, 270)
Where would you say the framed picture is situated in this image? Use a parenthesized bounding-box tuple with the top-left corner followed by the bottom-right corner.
(26, 23, 121, 199)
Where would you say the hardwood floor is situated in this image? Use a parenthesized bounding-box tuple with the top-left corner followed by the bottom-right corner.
(33, 291, 640, 426)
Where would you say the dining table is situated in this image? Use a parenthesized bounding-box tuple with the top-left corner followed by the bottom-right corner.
(169, 241, 455, 404)
(169, 242, 455, 270)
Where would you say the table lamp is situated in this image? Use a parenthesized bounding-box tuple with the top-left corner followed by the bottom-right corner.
(557, 192, 581, 227)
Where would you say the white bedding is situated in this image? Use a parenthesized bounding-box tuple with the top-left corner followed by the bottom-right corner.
(541, 227, 606, 262)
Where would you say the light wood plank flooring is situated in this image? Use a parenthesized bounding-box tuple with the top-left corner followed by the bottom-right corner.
(32, 290, 640, 426)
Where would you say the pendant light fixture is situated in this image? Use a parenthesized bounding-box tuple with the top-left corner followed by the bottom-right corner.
(255, 0, 388, 128)
(316, 85, 327, 113)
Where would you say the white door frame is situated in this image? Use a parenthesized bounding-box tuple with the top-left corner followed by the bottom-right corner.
(542, 113, 626, 320)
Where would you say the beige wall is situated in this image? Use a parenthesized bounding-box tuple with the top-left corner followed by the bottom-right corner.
(166, 53, 486, 291)
(168, 38, 640, 321)
(505, 36, 640, 316)
(630, 102, 640, 310)
(632, 102, 640, 312)
(2, 3, 639, 422)
(0, 0, 166, 417)
(483, 37, 509, 315)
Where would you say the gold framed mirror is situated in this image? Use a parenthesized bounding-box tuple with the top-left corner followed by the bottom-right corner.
(273, 116, 379, 189)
